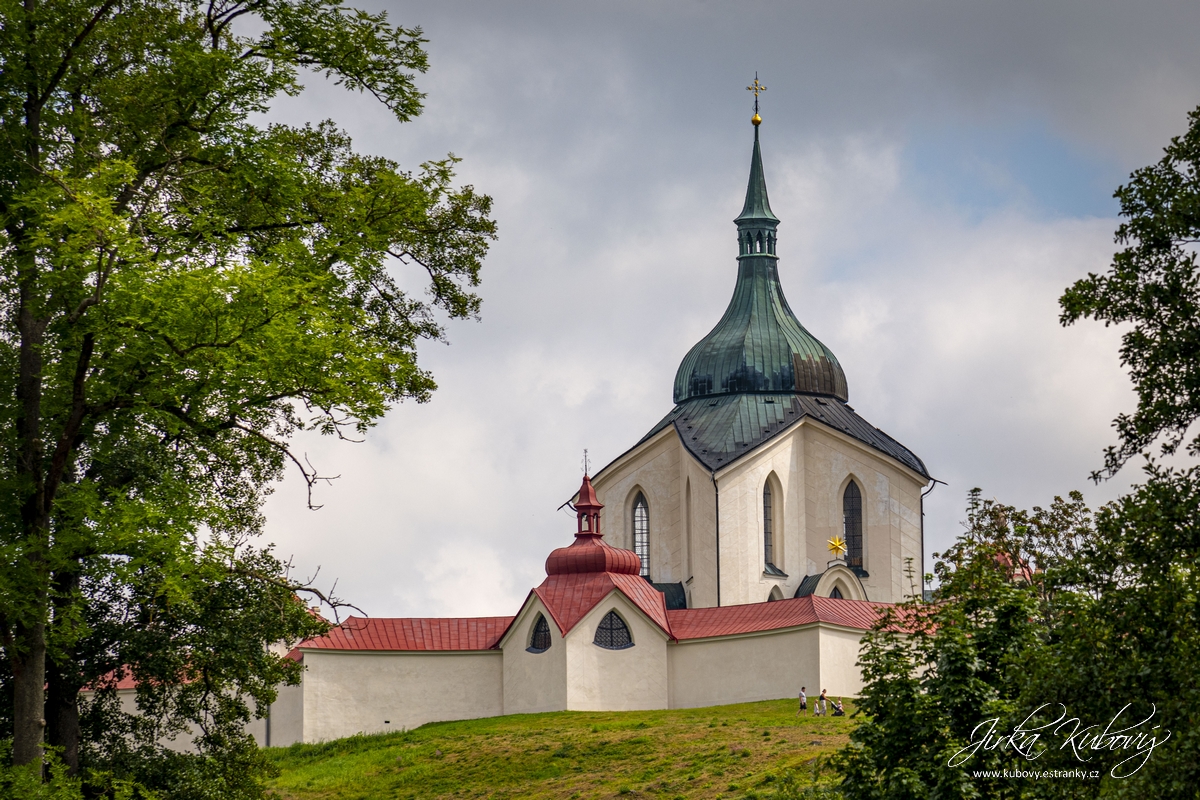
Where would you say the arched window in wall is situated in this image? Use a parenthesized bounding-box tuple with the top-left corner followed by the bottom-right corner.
(763, 474, 785, 576)
(830, 585, 844, 600)
(843, 480, 864, 572)
(763, 482, 775, 567)
(527, 613, 551, 653)
(594, 610, 634, 649)
(632, 493, 650, 578)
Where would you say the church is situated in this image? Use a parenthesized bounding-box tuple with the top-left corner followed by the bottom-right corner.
(259, 110, 933, 747)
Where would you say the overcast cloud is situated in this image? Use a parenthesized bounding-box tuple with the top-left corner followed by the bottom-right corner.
(259, 1, 1200, 618)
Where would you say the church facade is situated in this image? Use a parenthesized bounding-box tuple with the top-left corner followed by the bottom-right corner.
(256, 118, 932, 747)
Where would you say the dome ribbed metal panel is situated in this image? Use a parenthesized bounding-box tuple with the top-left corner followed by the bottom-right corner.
(673, 258, 849, 403)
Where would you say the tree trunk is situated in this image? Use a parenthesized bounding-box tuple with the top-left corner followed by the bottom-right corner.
(46, 655, 81, 775)
(11, 621, 47, 766)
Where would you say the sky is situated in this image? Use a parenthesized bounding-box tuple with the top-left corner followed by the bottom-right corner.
(259, 1, 1200, 619)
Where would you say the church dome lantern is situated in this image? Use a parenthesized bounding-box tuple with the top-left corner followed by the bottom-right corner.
(545, 474, 642, 576)
(672, 109, 848, 404)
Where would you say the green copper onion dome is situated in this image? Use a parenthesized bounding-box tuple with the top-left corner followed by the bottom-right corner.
(673, 125, 848, 404)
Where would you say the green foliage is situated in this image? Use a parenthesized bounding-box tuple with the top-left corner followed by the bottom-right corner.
(834, 491, 1052, 800)
(0, 0, 496, 789)
(836, 471, 1200, 799)
(0, 745, 85, 800)
(1060, 104, 1200, 479)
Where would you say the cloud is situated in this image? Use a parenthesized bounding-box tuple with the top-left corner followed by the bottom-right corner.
(261, 1, 1191, 617)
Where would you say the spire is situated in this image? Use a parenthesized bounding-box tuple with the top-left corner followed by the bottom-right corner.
(670, 81, 849, 405)
(735, 126, 779, 225)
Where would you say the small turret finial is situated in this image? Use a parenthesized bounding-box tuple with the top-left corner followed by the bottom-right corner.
(747, 72, 766, 126)
(581, 448, 590, 477)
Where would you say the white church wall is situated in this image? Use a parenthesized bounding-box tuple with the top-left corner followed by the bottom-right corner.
(565, 594, 669, 712)
(501, 597, 568, 715)
(710, 429, 801, 606)
(681, 451, 718, 608)
(300, 649, 503, 741)
(801, 423, 926, 604)
(592, 428, 683, 582)
(818, 625, 868, 698)
(666, 625, 821, 709)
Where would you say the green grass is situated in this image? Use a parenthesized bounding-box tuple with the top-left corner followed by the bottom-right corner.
(266, 698, 853, 799)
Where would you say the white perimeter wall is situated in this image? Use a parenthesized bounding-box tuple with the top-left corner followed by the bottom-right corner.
(268, 682, 304, 747)
(300, 649, 503, 741)
(818, 625, 868, 698)
(667, 624, 820, 709)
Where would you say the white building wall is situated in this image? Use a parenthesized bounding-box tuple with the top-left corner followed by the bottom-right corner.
(818, 626, 868, 698)
(667, 625, 820, 709)
(564, 594, 669, 712)
(801, 423, 926, 603)
(501, 597, 568, 715)
(592, 429, 684, 583)
(592, 416, 926, 609)
(300, 649, 503, 741)
(267, 682, 304, 747)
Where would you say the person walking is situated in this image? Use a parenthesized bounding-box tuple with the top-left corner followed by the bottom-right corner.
(797, 686, 807, 716)
(817, 689, 828, 716)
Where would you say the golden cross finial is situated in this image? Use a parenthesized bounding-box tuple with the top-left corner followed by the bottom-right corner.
(827, 536, 848, 559)
(746, 72, 766, 125)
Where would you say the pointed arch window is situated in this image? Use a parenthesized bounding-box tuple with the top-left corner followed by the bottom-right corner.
(843, 481, 864, 573)
(830, 586, 844, 600)
(763, 476, 786, 576)
(594, 610, 633, 650)
(632, 493, 649, 578)
(527, 613, 551, 653)
(763, 482, 775, 567)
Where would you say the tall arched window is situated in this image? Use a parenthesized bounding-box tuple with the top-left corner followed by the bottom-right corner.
(594, 610, 634, 649)
(843, 480, 863, 571)
(763, 482, 775, 567)
(632, 493, 649, 578)
(527, 613, 551, 653)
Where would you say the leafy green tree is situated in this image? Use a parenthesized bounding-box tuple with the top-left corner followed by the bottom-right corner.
(1061, 105, 1200, 480)
(838, 106, 1200, 800)
(0, 0, 495, 781)
(834, 492, 1057, 800)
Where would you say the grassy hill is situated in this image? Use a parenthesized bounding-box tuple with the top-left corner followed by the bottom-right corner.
(265, 698, 853, 800)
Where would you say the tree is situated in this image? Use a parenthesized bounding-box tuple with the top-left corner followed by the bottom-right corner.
(1060, 105, 1200, 480)
(837, 105, 1200, 799)
(0, 0, 496, 779)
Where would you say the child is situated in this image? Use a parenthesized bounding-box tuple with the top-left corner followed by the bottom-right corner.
(832, 697, 845, 717)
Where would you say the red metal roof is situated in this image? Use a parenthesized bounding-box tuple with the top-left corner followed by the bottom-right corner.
(294, 595, 891, 653)
(297, 616, 515, 652)
(533, 572, 671, 637)
(666, 595, 887, 640)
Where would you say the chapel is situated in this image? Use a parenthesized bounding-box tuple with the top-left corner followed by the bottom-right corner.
(181, 109, 934, 747)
